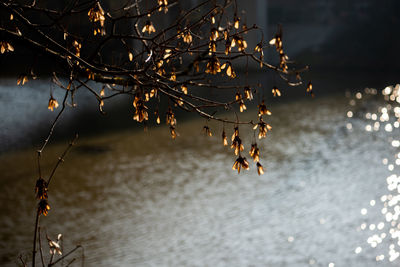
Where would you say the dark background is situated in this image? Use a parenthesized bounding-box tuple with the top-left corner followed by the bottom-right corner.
(1, 0, 400, 152)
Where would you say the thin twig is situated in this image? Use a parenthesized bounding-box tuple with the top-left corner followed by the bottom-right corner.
(32, 211, 39, 267)
(37, 227, 45, 267)
(19, 255, 27, 267)
(47, 134, 78, 186)
(48, 245, 83, 267)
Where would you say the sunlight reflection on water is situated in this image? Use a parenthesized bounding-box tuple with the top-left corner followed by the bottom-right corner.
(0, 92, 398, 266)
(348, 85, 400, 264)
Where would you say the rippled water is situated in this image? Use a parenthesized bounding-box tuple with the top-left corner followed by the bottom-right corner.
(0, 92, 398, 266)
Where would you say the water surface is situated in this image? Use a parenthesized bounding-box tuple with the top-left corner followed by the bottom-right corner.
(0, 92, 396, 266)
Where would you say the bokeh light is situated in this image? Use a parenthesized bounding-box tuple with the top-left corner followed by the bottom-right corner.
(347, 84, 400, 263)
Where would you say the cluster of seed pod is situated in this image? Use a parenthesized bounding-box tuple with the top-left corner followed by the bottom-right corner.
(35, 177, 50, 216)
(228, 125, 265, 175)
(47, 96, 59, 111)
(88, 1, 106, 36)
(133, 94, 149, 122)
(269, 26, 288, 72)
(0, 41, 14, 53)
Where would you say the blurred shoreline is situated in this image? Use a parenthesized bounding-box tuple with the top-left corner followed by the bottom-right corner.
(0, 68, 399, 154)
